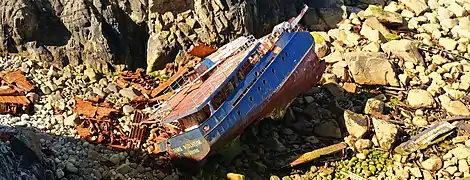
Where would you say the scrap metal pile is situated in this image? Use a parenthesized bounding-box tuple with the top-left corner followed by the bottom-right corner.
(0, 70, 35, 115)
(71, 52, 206, 154)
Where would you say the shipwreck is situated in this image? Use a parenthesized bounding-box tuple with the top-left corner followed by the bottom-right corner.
(76, 5, 326, 162)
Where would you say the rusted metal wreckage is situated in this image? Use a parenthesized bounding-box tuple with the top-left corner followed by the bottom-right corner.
(0, 70, 35, 115)
(74, 5, 326, 162)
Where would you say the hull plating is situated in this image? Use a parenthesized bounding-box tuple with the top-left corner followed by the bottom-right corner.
(162, 32, 326, 161)
(209, 40, 325, 154)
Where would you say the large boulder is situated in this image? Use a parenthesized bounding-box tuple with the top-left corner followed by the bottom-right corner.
(345, 52, 399, 86)
(0, 127, 55, 180)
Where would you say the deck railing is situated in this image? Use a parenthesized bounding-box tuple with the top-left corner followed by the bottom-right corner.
(145, 35, 257, 124)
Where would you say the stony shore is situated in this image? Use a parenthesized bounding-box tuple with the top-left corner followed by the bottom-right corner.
(2, 0, 470, 180)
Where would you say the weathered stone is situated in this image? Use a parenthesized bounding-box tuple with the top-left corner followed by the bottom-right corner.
(398, 73, 410, 85)
(356, 153, 367, 160)
(407, 89, 435, 108)
(422, 155, 443, 171)
(439, 95, 470, 116)
(432, 55, 449, 65)
(446, 166, 458, 174)
(450, 145, 470, 159)
(107, 84, 119, 93)
(438, 7, 454, 20)
(362, 42, 381, 52)
(364, 17, 391, 37)
(323, 51, 343, 63)
(345, 32, 361, 47)
(382, 39, 424, 64)
(109, 154, 121, 165)
(345, 52, 399, 86)
(364, 98, 384, 114)
(355, 139, 372, 152)
(441, 19, 459, 30)
(459, 159, 470, 173)
(409, 167, 423, 178)
(363, 5, 403, 26)
(360, 23, 381, 42)
(439, 38, 458, 51)
(399, 0, 429, 15)
(119, 88, 138, 100)
(265, 137, 286, 152)
(344, 110, 369, 138)
(123, 105, 135, 115)
(56, 169, 64, 179)
(372, 118, 399, 150)
(84, 68, 97, 82)
(40, 86, 52, 95)
(412, 116, 428, 126)
(66, 162, 78, 173)
(147, 32, 178, 73)
(311, 32, 329, 59)
(331, 61, 348, 80)
(448, 3, 466, 17)
(401, 9, 415, 18)
(342, 83, 357, 93)
(64, 113, 77, 126)
(0, 0, 148, 73)
(92, 87, 106, 97)
(384, 1, 400, 12)
(117, 163, 132, 174)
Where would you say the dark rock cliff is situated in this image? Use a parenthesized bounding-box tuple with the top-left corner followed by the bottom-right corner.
(0, 128, 55, 180)
(0, 0, 148, 73)
(0, 0, 351, 73)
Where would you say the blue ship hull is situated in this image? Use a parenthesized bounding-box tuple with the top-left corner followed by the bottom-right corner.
(157, 31, 326, 161)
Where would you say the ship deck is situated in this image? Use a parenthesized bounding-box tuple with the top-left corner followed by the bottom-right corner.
(160, 43, 258, 123)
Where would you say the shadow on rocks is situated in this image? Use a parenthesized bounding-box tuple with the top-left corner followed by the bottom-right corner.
(196, 81, 396, 179)
(0, 125, 56, 180)
(0, 123, 187, 180)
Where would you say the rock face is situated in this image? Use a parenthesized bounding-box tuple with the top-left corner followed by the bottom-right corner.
(0, 0, 347, 73)
(146, 0, 346, 72)
(0, 0, 148, 73)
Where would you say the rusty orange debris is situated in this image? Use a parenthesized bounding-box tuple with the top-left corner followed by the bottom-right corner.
(0, 86, 21, 96)
(0, 70, 35, 115)
(0, 71, 35, 93)
(73, 98, 119, 119)
(289, 142, 347, 167)
(114, 68, 158, 98)
(187, 43, 217, 58)
(73, 98, 129, 149)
